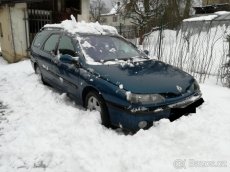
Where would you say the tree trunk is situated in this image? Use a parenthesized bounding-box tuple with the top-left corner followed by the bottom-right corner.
(139, 27, 145, 45)
(144, 0, 150, 13)
(163, 0, 181, 28)
(183, 0, 191, 19)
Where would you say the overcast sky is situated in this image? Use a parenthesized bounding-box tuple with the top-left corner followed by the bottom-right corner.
(103, 0, 113, 8)
(90, 0, 114, 8)
(91, 0, 202, 10)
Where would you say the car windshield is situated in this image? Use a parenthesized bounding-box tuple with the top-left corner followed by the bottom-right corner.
(79, 35, 143, 62)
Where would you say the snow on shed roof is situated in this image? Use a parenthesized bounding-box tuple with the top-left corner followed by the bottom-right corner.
(44, 15, 118, 35)
(183, 14, 217, 22)
(183, 11, 230, 22)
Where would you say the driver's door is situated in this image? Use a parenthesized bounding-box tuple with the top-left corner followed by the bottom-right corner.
(56, 34, 80, 98)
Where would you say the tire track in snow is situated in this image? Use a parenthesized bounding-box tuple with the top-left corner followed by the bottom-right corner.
(0, 101, 9, 138)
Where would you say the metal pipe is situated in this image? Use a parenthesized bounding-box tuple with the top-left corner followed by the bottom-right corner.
(8, 5, 16, 62)
(23, 8, 29, 58)
(158, 17, 163, 60)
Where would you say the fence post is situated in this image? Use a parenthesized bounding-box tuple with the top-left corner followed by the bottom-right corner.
(119, 23, 122, 35)
(158, 17, 163, 60)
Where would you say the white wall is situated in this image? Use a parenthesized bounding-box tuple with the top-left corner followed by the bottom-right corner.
(11, 3, 28, 61)
(0, 3, 28, 62)
(0, 22, 2, 53)
(101, 14, 134, 27)
(78, 0, 90, 22)
(0, 37, 1, 53)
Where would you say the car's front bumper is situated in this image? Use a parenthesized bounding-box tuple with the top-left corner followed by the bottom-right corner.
(107, 94, 204, 131)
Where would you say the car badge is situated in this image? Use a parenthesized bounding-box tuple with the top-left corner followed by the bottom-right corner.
(176, 85, 183, 93)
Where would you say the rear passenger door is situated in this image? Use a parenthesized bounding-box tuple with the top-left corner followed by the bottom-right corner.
(39, 33, 61, 88)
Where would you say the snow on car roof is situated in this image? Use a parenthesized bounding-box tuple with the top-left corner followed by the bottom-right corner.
(44, 15, 118, 35)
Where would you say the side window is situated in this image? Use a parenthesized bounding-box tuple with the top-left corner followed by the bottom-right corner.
(33, 30, 49, 47)
(58, 35, 75, 56)
(43, 34, 60, 52)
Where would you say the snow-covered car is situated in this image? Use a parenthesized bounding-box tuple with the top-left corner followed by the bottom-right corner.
(30, 17, 204, 131)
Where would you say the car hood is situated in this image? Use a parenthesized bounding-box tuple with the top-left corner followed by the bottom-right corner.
(88, 60, 194, 94)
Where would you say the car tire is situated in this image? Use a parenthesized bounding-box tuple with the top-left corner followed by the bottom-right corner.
(35, 64, 45, 84)
(85, 91, 110, 128)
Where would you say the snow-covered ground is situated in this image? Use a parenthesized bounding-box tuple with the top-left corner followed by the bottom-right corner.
(0, 57, 230, 172)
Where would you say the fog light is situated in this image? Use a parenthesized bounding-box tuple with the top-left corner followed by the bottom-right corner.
(138, 121, 148, 129)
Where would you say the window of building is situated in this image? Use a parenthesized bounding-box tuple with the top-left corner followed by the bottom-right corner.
(113, 16, 118, 22)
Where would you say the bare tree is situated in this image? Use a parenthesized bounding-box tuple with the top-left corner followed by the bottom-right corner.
(119, 0, 195, 44)
(162, 0, 195, 28)
(119, 0, 166, 44)
(90, 0, 108, 22)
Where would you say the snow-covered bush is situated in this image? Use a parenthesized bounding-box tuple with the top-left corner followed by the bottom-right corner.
(221, 59, 230, 87)
(220, 35, 230, 88)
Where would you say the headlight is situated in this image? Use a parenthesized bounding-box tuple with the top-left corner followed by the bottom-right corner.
(126, 92, 165, 104)
(194, 80, 200, 91)
(188, 80, 200, 92)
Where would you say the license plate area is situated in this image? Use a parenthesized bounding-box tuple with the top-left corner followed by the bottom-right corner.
(169, 98, 204, 121)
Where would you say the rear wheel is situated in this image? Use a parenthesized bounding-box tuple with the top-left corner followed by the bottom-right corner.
(35, 64, 45, 84)
(85, 91, 110, 128)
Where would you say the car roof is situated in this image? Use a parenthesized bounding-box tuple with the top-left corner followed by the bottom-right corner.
(40, 27, 120, 37)
(42, 15, 118, 36)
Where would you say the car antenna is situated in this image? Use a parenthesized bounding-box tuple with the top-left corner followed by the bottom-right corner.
(94, 21, 104, 35)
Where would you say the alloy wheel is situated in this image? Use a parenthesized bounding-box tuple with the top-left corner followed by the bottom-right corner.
(87, 96, 102, 112)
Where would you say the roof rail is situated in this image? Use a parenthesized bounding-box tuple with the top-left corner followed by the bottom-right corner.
(40, 27, 64, 31)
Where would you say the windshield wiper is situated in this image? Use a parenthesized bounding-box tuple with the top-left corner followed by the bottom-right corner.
(101, 58, 133, 63)
(120, 56, 150, 61)
(101, 56, 149, 63)
(100, 59, 117, 63)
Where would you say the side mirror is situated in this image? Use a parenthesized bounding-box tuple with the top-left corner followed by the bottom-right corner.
(143, 50, 149, 56)
(59, 54, 81, 67)
(59, 54, 74, 64)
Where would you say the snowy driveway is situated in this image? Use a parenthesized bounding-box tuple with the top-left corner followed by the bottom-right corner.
(0, 58, 230, 172)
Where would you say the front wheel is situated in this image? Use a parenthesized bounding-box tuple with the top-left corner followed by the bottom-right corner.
(85, 91, 110, 128)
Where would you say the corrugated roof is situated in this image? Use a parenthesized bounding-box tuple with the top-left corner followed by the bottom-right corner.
(194, 3, 230, 14)
(183, 11, 230, 22)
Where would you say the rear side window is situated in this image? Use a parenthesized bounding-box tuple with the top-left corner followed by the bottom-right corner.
(43, 34, 60, 52)
(33, 31, 49, 47)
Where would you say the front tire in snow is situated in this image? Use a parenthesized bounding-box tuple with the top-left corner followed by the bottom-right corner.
(85, 91, 110, 128)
